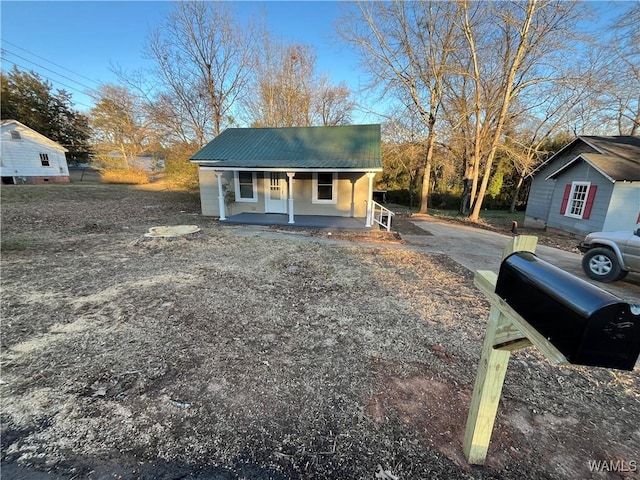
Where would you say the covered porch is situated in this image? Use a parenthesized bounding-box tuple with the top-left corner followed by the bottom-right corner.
(220, 213, 372, 230)
(191, 125, 388, 228)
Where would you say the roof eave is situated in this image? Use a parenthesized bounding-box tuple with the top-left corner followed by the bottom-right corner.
(196, 165, 383, 173)
(544, 154, 615, 182)
(528, 137, 582, 178)
(3, 119, 68, 152)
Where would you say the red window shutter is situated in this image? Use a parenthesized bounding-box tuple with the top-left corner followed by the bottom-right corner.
(560, 184, 572, 214)
(582, 185, 597, 219)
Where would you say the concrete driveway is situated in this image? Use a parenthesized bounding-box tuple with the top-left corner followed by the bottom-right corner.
(405, 218, 640, 303)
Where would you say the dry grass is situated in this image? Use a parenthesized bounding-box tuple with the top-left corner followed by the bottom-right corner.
(99, 167, 151, 185)
(1, 184, 638, 479)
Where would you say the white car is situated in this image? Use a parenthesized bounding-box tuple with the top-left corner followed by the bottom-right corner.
(578, 228, 640, 282)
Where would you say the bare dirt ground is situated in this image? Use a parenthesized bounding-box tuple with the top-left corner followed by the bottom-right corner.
(1, 184, 638, 479)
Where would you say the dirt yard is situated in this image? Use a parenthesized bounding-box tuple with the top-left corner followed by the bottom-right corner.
(1, 184, 638, 479)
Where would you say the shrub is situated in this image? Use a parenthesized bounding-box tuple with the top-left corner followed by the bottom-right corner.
(162, 143, 200, 192)
(429, 192, 461, 210)
(481, 193, 513, 210)
(386, 189, 420, 207)
(164, 157, 199, 192)
(100, 168, 150, 185)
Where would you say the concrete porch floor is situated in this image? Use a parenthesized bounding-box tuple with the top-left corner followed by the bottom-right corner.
(220, 213, 371, 230)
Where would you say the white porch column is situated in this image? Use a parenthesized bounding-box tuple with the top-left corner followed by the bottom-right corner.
(350, 178, 356, 217)
(287, 172, 295, 224)
(365, 172, 375, 227)
(215, 171, 226, 220)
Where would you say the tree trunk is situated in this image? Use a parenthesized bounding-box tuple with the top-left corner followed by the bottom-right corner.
(470, 160, 492, 221)
(419, 158, 432, 214)
(418, 131, 436, 214)
(409, 174, 416, 209)
(460, 178, 472, 215)
(509, 174, 525, 213)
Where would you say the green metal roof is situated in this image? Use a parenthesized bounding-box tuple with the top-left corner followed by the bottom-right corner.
(190, 124, 382, 170)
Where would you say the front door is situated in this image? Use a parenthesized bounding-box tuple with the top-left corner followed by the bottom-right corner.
(265, 172, 287, 213)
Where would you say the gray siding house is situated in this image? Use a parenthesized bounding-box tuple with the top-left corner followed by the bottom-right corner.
(524, 136, 640, 235)
(190, 125, 383, 227)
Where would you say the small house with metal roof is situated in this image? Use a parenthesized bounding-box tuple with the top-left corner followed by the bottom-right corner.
(190, 124, 386, 228)
(524, 136, 640, 234)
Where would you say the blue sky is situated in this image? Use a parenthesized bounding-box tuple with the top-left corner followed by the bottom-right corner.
(0, 0, 632, 125)
(0, 1, 365, 116)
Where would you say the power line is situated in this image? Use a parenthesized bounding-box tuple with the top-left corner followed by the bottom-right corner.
(1, 59, 95, 110)
(2, 48, 98, 92)
(2, 39, 101, 87)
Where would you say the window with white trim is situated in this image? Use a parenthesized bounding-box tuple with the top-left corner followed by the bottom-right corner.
(10, 131, 21, 140)
(312, 172, 337, 204)
(39, 153, 50, 167)
(234, 171, 257, 202)
(565, 181, 590, 218)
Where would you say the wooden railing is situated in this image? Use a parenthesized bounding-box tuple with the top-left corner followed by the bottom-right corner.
(367, 200, 394, 231)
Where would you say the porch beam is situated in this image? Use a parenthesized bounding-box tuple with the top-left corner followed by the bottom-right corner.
(287, 172, 295, 224)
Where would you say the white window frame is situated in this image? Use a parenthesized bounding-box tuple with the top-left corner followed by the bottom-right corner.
(312, 172, 338, 204)
(234, 171, 258, 202)
(565, 181, 590, 219)
(10, 131, 21, 140)
(39, 153, 50, 167)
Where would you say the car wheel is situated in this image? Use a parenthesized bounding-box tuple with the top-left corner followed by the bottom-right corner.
(582, 247, 622, 282)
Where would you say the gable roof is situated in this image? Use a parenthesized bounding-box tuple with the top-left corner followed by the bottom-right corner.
(539, 135, 640, 182)
(0, 119, 68, 152)
(190, 124, 382, 171)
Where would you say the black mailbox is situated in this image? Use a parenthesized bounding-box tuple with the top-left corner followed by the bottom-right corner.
(496, 251, 640, 371)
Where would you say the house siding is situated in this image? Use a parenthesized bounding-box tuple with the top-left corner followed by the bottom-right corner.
(545, 162, 612, 235)
(602, 183, 640, 231)
(288, 173, 368, 217)
(524, 176, 555, 228)
(524, 142, 597, 227)
(198, 169, 369, 218)
(197, 168, 223, 216)
(0, 123, 69, 182)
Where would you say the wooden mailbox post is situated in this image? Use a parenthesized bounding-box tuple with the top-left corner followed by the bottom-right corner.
(463, 235, 568, 464)
(464, 234, 639, 464)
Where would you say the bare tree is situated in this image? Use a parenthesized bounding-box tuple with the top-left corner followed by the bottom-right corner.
(146, 1, 255, 142)
(313, 76, 354, 126)
(381, 107, 432, 208)
(339, 0, 463, 213)
(244, 39, 354, 127)
(502, 61, 598, 212)
(453, 0, 585, 221)
(591, 3, 640, 135)
(246, 42, 315, 127)
(89, 84, 157, 168)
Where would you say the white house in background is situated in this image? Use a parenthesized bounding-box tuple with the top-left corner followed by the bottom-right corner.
(0, 119, 70, 184)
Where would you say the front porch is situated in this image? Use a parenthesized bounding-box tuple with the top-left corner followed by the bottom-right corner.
(220, 213, 372, 231)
